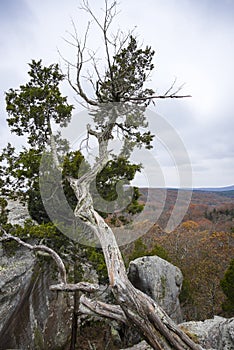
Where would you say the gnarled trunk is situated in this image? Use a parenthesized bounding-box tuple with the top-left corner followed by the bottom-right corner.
(78, 208, 202, 350)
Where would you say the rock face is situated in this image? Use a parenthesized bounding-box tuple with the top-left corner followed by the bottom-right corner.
(0, 245, 73, 349)
(181, 316, 234, 350)
(7, 199, 32, 226)
(0, 246, 35, 335)
(0, 199, 73, 348)
(128, 255, 183, 323)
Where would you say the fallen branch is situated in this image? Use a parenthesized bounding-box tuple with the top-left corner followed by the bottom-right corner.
(50, 282, 99, 293)
(79, 294, 128, 323)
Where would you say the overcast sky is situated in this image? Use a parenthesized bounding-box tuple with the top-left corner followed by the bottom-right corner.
(0, 0, 233, 188)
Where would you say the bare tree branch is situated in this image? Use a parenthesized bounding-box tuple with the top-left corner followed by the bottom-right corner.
(124, 93, 192, 102)
(164, 77, 177, 96)
(60, 19, 98, 107)
(0, 226, 67, 284)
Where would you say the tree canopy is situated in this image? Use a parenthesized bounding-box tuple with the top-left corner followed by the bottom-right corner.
(6, 60, 73, 147)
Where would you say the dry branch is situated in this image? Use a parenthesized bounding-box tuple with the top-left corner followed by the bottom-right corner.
(50, 282, 99, 293)
(79, 294, 128, 323)
(0, 227, 67, 284)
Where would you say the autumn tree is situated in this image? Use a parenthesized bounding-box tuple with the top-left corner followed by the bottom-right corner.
(155, 222, 234, 320)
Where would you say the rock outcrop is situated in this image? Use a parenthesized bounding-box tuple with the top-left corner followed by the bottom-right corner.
(120, 316, 234, 350)
(128, 255, 183, 323)
(7, 198, 31, 226)
(0, 200, 73, 348)
(0, 246, 35, 335)
(0, 245, 73, 349)
(180, 316, 234, 350)
(121, 340, 153, 350)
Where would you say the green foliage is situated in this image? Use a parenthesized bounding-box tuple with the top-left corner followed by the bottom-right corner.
(5, 60, 73, 147)
(82, 246, 108, 284)
(97, 36, 154, 103)
(93, 157, 144, 220)
(62, 150, 91, 211)
(127, 238, 169, 264)
(147, 244, 170, 261)
(179, 278, 193, 306)
(0, 145, 50, 223)
(128, 238, 147, 262)
(92, 35, 155, 157)
(0, 144, 17, 198)
(221, 259, 234, 315)
(24, 149, 88, 223)
(1, 239, 19, 257)
(0, 145, 42, 200)
(10, 220, 70, 250)
(0, 197, 9, 225)
(96, 157, 141, 198)
(1, 60, 73, 222)
(28, 185, 50, 224)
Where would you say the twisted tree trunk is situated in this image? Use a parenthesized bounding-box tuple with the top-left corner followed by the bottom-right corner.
(66, 136, 202, 349)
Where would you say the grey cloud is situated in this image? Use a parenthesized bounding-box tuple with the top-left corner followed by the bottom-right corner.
(0, 0, 33, 26)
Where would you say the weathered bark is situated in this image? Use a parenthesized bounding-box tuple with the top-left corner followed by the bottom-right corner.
(70, 291, 79, 350)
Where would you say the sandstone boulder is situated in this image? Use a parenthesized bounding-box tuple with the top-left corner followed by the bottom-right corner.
(128, 255, 183, 323)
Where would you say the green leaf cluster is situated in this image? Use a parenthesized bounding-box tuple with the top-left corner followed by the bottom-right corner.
(0, 197, 9, 225)
(5, 60, 73, 147)
(91, 35, 155, 156)
(127, 237, 169, 265)
(82, 246, 108, 284)
(94, 157, 143, 219)
(97, 36, 154, 103)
